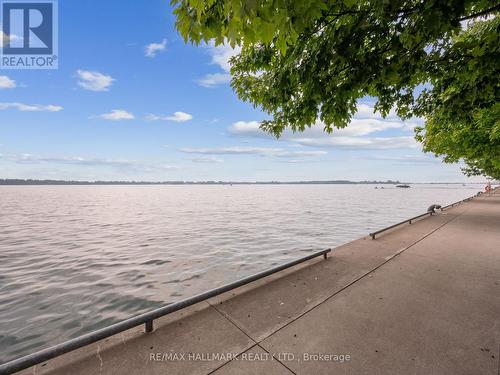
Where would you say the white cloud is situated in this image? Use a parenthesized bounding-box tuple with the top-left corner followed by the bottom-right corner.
(189, 156, 224, 163)
(228, 120, 372, 139)
(227, 121, 270, 138)
(12, 154, 135, 167)
(330, 118, 408, 136)
(179, 146, 279, 155)
(293, 136, 418, 149)
(179, 146, 327, 158)
(279, 159, 321, 164)
(8, 154, 180, 172)
(228, 117, 415, 139)
(207, 42, 241, 72)
(77, 70, 114, 91)
(355, 103, 397, 119)
(227, 103, 422, 150)
(0, 75, 16, 89)
(275, 150, 327, 157)
(197, 43, 241, 87)
(98, 109, 135, 121)
(197, 73, 231, 88)
(0, 102, 62, 112)
(141, 164, 180, 172)
(146, 111, 193, 122)
(145, 39, 167, 57)
(369, 155, 440, 163)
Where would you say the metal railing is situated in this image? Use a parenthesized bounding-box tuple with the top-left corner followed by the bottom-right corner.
(369, 211, 433, 239)
(0, 248, 331, 374)
(369, 192, 482, 239)
(439, 194, 477, 211)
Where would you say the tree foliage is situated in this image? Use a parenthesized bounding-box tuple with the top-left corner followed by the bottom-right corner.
(415, 18, 499, 178)
(172, 0, 500, 179)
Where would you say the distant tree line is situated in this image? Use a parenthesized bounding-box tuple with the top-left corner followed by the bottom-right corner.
(0, 179, 404, 185)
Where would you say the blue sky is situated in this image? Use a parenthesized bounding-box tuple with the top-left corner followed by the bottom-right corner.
(0, 0, 483, 182)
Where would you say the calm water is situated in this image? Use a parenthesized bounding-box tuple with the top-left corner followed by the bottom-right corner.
(0, 184, 481, 362)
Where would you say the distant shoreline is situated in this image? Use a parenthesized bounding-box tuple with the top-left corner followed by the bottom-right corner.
(0, 179, 483, 186)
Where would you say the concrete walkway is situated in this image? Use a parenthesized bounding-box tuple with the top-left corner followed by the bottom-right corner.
(18, 190, 500, 375)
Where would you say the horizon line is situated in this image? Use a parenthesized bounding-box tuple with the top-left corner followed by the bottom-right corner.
(0, 178, 490, 185)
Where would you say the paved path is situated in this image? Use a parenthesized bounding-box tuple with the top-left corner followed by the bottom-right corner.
(17, 190, 500, 375)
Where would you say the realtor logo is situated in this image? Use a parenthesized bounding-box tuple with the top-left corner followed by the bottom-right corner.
(1, 0, 58, 69)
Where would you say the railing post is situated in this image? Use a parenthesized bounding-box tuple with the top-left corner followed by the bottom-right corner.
(145, 320, 153, 333)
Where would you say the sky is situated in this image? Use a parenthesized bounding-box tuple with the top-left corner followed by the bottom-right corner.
(0, 0, 484, 183)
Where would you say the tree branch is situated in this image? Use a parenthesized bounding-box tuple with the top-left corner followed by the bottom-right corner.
(457, 4, 500, 22)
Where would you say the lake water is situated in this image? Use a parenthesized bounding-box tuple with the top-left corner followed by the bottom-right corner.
(0, 184, 482, 363)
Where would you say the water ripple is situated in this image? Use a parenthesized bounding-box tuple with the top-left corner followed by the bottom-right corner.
(0, 184, 479, 363)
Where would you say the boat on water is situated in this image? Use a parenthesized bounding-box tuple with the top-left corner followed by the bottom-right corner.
(396, 184, 411, 188)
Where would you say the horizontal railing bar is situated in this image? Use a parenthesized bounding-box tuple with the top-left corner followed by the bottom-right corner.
(369, 192, 482, 239)
(370, 212, 431, 239)
(441, 192, 482, 211)
(0, 248, 331, 374)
